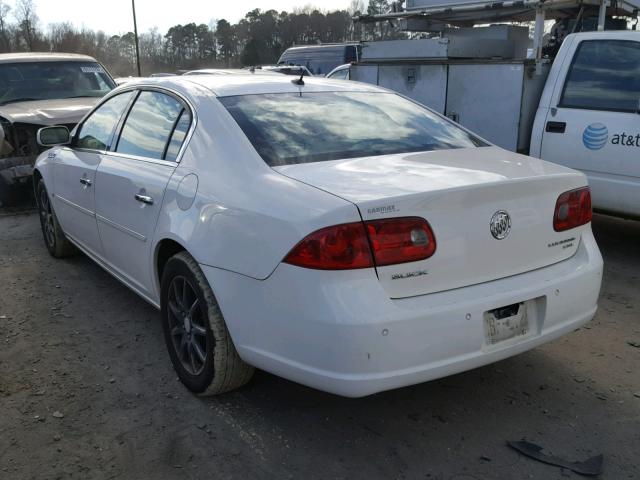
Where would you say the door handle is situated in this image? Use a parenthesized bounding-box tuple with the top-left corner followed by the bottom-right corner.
(79, 177, 92, 187)
(134, 193, 154, 205)
(545, 121, 566, 134)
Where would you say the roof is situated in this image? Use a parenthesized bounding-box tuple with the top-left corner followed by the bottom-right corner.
(114, 73, 385, 99)
(0, 52, 98, 64)
(282, 44, 358, 53)
(569, 30, 640, 41)
(183, 68, 279, 76)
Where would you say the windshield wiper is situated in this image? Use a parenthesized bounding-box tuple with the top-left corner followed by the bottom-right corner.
(0, 97, 40, 106)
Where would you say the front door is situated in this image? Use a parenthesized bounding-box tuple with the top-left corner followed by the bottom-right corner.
(540, 38, 640, 216)
(94, 90, 192, 297)
(52, 91, 135, 256)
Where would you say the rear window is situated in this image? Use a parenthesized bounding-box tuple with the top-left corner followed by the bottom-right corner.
(220, 91, 485, 166)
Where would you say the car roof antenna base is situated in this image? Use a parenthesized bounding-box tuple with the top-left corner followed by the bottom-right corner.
(291, 72, 304, 86)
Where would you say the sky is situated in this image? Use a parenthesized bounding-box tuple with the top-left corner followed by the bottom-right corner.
(6, 0, 353, 35)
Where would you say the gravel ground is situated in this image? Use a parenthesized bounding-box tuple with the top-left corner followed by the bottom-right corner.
(0, 210, 638, 480)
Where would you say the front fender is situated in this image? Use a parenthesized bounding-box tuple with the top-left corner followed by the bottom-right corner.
(33, 149, 59, 193)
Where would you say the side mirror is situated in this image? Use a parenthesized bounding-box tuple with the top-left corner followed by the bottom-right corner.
(37, 126, 70, 147)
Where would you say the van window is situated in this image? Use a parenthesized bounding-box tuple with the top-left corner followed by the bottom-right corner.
(560, 40, 640, 113)
(279, 45, 357, 76)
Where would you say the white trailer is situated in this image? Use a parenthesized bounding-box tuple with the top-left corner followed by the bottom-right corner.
(349, 25, 550, 152)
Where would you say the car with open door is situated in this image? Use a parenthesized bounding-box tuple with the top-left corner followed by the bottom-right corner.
(33, 74, 603, 397)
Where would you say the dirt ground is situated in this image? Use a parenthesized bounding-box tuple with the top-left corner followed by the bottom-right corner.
(0, 208, 638, 480)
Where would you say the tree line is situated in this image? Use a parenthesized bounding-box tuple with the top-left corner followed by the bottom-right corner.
(0, 0, 403, 76)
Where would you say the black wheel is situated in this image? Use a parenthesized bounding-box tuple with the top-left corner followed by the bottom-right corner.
(0, 176, 16, 207)
(161, 251, 254, 395)
(36, 179, 76, 258)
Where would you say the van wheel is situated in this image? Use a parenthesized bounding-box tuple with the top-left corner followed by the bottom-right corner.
(161, 251, 254, 395)
(36, 179, 76, 258)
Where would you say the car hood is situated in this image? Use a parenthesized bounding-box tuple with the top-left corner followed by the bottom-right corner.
(0, 97, 100, 125)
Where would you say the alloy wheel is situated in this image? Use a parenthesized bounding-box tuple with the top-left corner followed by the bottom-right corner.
(39, 187, 55, 248)
(167, 276, 208, 375)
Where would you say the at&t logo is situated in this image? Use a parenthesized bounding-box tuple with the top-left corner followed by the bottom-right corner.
(582, 123, 608, 150)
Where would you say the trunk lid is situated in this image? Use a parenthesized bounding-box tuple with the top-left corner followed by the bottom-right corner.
(275, 146, 589, 298)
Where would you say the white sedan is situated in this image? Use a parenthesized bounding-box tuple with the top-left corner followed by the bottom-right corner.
(33, 75, 603, 397)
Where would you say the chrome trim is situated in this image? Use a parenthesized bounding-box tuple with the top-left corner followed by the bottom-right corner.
(106, 151, 179, 167)
(96, 214, 147, 242)
(134, 193, 154, 205)
(55, 195, 94, 218)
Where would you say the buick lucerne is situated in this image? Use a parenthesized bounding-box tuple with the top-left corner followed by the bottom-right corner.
(33, 75, 603, 397)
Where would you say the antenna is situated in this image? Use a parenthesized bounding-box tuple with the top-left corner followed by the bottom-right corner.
(291, 70, 305, 86)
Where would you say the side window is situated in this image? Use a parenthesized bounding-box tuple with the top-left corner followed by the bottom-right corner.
(560, 40, 640, 112)
(76, 91, 133, 151)
(164, 109, 192, 161)
(116, 91, 184, 160)
(329, 68, 349, 80)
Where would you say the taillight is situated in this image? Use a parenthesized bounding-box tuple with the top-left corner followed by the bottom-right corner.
(283, 222, 374, 270)
(553, 186, 592, 232)
(284, 217, 436, 270)
(366, 217, 436, 266)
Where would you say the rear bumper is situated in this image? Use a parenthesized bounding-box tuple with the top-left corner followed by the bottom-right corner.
(202, 230, 603, 397)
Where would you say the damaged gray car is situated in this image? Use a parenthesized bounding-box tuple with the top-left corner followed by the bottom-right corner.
(0, 53, 115, 205)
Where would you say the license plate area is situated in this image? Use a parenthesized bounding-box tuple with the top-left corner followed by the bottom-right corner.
(483, 301, 530, 346)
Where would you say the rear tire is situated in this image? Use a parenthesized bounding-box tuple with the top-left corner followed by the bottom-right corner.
(36, 179, 76, 258)
(161, 251, 254, 395)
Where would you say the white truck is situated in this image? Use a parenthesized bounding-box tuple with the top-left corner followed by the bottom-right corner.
(530, 30, 639, 218)
(344, 0, 640, 218)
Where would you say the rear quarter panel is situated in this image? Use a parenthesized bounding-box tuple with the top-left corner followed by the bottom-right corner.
(151, 91, 360, 293)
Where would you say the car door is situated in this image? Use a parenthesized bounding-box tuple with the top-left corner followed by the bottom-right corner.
(94, 89, 192, 298)
(52, 91, 134, 257)
(540, 38, 640, 216)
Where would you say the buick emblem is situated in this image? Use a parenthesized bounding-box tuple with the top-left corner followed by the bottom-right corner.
(490, 210, 511, 240)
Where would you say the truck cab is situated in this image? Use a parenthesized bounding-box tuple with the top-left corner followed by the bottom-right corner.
(530, 31, 640, 219)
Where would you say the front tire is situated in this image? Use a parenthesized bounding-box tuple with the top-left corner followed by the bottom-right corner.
(36, 179, 76, 258)
(161, 251, 254, 395)
(0, 176, 15, 207)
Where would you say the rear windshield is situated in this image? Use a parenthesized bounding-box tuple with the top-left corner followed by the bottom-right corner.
(220, 91, 485, 166)
(0, 61, 115, 106)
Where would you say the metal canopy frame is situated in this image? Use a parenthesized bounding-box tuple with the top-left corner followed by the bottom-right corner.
(354, 0, 638, 59)
(354, 0, 638, 25)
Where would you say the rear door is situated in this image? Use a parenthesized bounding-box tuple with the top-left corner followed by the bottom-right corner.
(52, 91, 134, 257)
(94, 89, 192, 297)
(540, 38, 640, 216)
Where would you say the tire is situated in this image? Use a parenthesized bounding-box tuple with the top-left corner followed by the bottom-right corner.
(160, 251, 254, 395)
(0, 176, 17, 207)
(36, 178, 76, 258)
